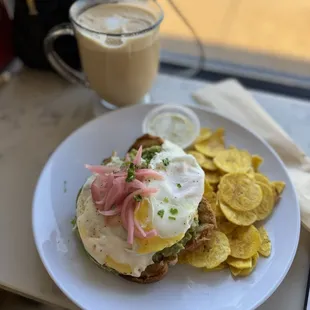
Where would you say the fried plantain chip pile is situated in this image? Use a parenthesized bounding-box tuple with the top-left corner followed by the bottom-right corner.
(177, 127, 285, 277)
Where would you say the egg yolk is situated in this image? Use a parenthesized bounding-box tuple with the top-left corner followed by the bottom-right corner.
(105, 255, 132, 274)
(134, 200, 184, 254)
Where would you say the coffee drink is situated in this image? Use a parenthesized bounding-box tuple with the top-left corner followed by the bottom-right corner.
(75, 2, 160, 107)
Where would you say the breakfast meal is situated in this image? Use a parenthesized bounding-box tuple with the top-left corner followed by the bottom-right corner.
(73, 128, 286, 283)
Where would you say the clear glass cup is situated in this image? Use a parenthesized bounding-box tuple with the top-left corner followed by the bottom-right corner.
(44, 0, 164, 110)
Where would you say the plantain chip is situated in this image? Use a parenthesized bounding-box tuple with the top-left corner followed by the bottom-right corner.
(271, 181, 285, 203)
(272, 181, 285, 195)
(258, 226, 272, 257)
(204, 185, 223, 217)
(226, 256, 252, 269)
(252, 155, 263, 172)
(228, 226, 261, 259)
(254, 173, 270, 186)
(254, 182, 275, 220)
(203, 262, 228, 272)
(205, 171, 221, 185)
(230, 266, 241, 277)
(219, 202, 257, 226)
(217, 217, 238, 234)
(201, 158, 218, 171)
(181, 231, 230, 269)
(204, 180, 215, 194)
(188, 151, 206, 166)
(214, 149, 252, 174)
(238, 252, 259, 276)
(195, 128, 212, 143)
(219, 173, 263, 211)
(194, 128, 225, 158)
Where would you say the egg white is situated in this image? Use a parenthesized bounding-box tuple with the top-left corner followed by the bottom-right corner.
(76, 140, 204, 277)
(146, 141, 204, 238)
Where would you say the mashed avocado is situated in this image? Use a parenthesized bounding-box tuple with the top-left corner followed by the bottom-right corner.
(152, 218, 199, 263)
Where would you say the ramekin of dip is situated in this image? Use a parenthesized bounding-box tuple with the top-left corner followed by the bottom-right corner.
(142, 104, 200, 149)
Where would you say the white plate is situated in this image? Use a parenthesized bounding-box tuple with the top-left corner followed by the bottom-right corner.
(32, 104, 300, 310)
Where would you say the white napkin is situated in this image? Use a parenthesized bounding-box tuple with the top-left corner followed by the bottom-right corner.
(192, 79, 310, 232)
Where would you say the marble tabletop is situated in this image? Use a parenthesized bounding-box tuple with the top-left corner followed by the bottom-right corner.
(0, 68, 309, 310)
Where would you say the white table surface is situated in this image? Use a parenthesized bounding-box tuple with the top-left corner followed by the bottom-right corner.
(0, 69, 309, 310)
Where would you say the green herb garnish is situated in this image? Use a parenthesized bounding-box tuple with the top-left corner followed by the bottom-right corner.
(163, 197, 169, 203)
(157, 209, 164, 218)
(121, 161, 131, 168)
(168, 216, 176, 220)
(70, 218, 76, 226)
(141, 146, 161, 166)
(126, 163, 136, 182)
(134, 194, 143, 202)
(162, 158, 170, 167)
(177, 183, 182, 188)
(170, 208, 178, 215)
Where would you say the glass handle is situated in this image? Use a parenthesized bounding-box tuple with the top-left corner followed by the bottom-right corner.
(44, 23, 88, 87)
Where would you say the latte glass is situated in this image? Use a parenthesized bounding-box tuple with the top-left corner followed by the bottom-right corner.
(44, 0, 164, 109)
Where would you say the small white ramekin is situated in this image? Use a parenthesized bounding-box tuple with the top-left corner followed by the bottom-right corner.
(142, 104, 200, 149)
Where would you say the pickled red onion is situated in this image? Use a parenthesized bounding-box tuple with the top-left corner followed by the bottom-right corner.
(85, 164, 119, 174)
(133, 145, 143, 165)
(86, 145, 161, 244)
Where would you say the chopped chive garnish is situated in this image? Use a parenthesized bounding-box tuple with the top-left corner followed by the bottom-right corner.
(162, 158, 170, 167)
(157, 209, 164, 218)
(170, 208, 178, 215)
(168, 216, 176, 220)
(134, 194, 143, 202)
(126, 163, 136, 182)
(177, 183, 182, 188)
(121, 161, 131, 168)
(163, 197, 169, 203)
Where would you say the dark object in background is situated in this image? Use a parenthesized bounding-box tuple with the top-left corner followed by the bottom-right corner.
(13, 0, 81, 70)
(0, 2, 14, 71)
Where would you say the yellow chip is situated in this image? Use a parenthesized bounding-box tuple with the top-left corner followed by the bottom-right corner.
(254, 182, 275, 221)
(258, 226, 271, 257)
(188, 151, 206, 166)
(217, 217, 237, 234)
(228, 226, 261, 259)
(226, 256, 252, 269)
(252, 155, 263, 172)
(201, 158, 218, 171)
(219, 173, 263, 211)
(238, 252, 259, 276)
(204, 187, 223, 217)
(214, 149, 252, 174)
(183, 231, 231, 269)
(272, 181, 286, 196)
(204, 180, 214, 194)
(219, 203, 257, 226)
(195, 128, 212, 143)
(247, 167, 255, 177)
(205, 171, 221, 185)
(203, 262, 227, 272)
(214, 203, 224, 218)
(230, 266, 241, 277)
(194, 128, 225, 158)
(254, 173, 270, 186)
